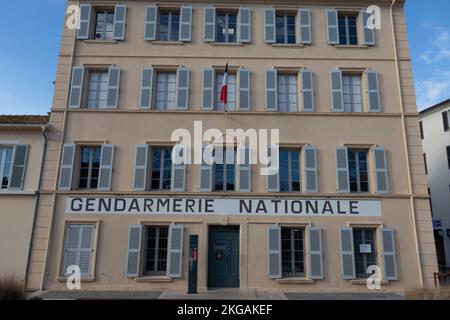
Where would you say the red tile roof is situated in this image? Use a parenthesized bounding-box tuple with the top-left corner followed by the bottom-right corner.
(0, 115, 49, 125)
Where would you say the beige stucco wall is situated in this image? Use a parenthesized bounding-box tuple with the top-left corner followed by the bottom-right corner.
(26, 0, 438, 293)
(0, 129, 45, 281)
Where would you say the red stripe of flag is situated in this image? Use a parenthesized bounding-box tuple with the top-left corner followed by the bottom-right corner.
(220, 63, 229, 105)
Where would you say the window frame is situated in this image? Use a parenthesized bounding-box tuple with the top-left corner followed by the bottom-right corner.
(0, 145, 14, 190)
(215, 72, 237, 111)
(352, 228, 378, 279)
(86, 70, 109, 109)
(213, 147, 236, 192)
(279, 148, 301, 193)
(215, 11, 238, 43)
(338, 13, 359, 45)
(78, 146, 102, 190)
(93, 9, 115, 41)
(342, 73, 363, 113)
(155, 71, 177, 111)
(158, 10, 181, 41)
(149, 146, 173, 191)
(281, 227, 305, 278)
(277, 73, 299, 112)
(348, 149, 370, 193)
(275, 13, 296, 44)
(447, 146, 450, 170)
(143, 225, 170, 276)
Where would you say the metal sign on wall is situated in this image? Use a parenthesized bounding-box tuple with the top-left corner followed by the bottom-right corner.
(66, 197, 382, 217)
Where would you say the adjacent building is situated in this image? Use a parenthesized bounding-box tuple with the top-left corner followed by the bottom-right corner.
(420, 99, 450, 271)
(0, 115, 49, 283)
(25, 0, 437, 294)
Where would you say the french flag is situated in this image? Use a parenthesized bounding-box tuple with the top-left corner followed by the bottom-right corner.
(220, 63, 229, 105)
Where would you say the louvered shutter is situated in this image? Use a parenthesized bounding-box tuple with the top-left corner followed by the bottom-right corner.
(106, 66, 120, 108)
(298, 9, 312, 44)
(265, 69, 278, 111)
(237, 68, 251, 111)
(203, 7, 216, 42)
(168, 224, 184, 278)
(200, 145, 213, 191)
(264, 8, 276, 43)
(326, 9, 339, 44)
(98, 144, 114, 191)
(238, 146, 251, 192)
(77, 4, 91, 40)
(133, 144, 148, 191)
(126, 224, 143, 277)
(330, 70, 344, 112)
(172, 144, 186, 192)
(176, 67, 190, 110)
(79, 225, 95, 276)
(381, 228, 398, 281)
(366, 70, 382, 112)
(62, 224, 81, 276)
(308, 227, 323, 280)
(113, 5, 127, 40)
(144, 5, 158, 40)
(362, 10, 376, 45)
(266, 145, 279, 192)
(179, 5, 193, 41)
(68, 66, 85, 109)
(58, 144, 76, 190)
(238, 7, 251, 43)
(8, 145, 29, 190)
(201, 68, 215, 110)
(140, 67, 154, 109)
(336, 147, 350, 193)
(339, 227, 356, 279)
(267, 226, 282, 278)
(304, 147, 318, 193)
(373, 147, 389, 194)
(300, 69, 314, 112)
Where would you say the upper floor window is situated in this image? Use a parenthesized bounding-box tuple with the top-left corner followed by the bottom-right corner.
(447, 146, 450, 170)
(338, 14, 358, 45)
(281, 227, 305, 277)
(159, 11, 180, 41)
(216, 73, 236, 111)
(94, 10, 115, 40)
(77, 4, 127, 41)
(348, 149, 369, 193)
(150, 147, 172, 190)
(342, 74, 362, 112)
(87, 71, 109, 109)
(78, 146, 101, 189)
(278, 74, 298, 112)
(216, 13, 237, 43)
(276, 14, 296, 44)
(155, 72, 177, 111)
(419, 121, 424, 140)
(214, 148, 236, 192)
(279, 149, 301, 192)
(443, 111, 449, 132)
(0, 146, 13, 189)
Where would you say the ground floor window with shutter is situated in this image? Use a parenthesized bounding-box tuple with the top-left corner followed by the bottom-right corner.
(214, 148, 236, 192)
(156, 72, 177, 110)
(144, 226, 169, 276)
(78, 146, 101, 189)
(87, 71, 109, 109)
(216, 73, 236, 111)
(279, 149, 301, 192)
(281, 227, 305, 277)
(0, 146, 13, 189)
(277, 74, 298, 112)
(353, 228, 377, 279)
(61, 223, 96, 277)
(150, 147, 172, 191)
(348, 149, 369, 193)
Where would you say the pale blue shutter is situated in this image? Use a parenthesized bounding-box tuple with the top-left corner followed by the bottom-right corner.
(264, 8, 276, 43)
(300, 69, 314, 112)
(68, 66, 85, 109)
(203, 7, 216, 42)
(266, 145, 279, 192)
(330, 70, 344, 112)
(79, 225, 95, 276)
(58, 144, 76, 191)
(175, 67, 190, 110)
(113, 5, 127, 40)
(298, 9, 312, 44)
(201, 68, 215, 110)
(168, 224, 184, 278)
(106, 66, 120, 108)
(62, 224, 81, 276)
(144, 5, 158, 40)
(8, 145, 29, 190)
(237, 68, 251, 111)
(98, 144, 114, 191)
(77, 4, 91, 40)
(308, 227, 323, 280)
(265, 69, 278, 111)
(362, 10, 376, 45)
(336, 147, 350, 193)
(126, 224, 143, 277)
(304, 147, 318, 193)
(267, 226, 281, 278)
(171, 145, 186, 192)
(339, 227, 356, 279)
(366, 70, 382, 112)
(373, 147, 389, 194)
(238, 146, 251, 192)
(200, 145, 213, 191)
(179, 5, 193, 41)
(238, 7, 251, 43)
(381, 228, 398, 281)
(133, 144, 148, 191)
(326, 9, 339, 44)
(140, 67, 154, 109)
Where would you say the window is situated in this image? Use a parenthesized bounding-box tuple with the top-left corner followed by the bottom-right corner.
(94, 10, 115, 40)
(276, 14, 296, 44)
(159, 11, 180, 41)
(353, 228, 377, 279)
(0, 146, 13, 189)
(443, 111, 449, 132)
(343, 74, 362, 112)
(216, 13, 237, 43)
(156, 72, 177, 110)
(338, 14, 358, 45)
(419, 121, 424, 140)
(281, 227, 305, 277)
(348, 149, 369, 193)
(78, 147, 101, 189)
(216, 73, 236, 111)
(61, 223, 95, 277)
(150, 148, 172, 190)
(280, 149, 301, 192)
(87, 71, 109, 109)
(214, 148, 236, 191)
(144, 226, 169, 276)
(278, 74, 298, 112)
(447, 146, 450, 170)
(428, 188, 433, 217)
(424, 153, 428, 175)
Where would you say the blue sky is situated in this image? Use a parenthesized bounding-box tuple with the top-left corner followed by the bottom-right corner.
(0, 0, 449, 115)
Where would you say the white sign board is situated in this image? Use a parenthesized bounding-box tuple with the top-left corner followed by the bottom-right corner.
(359, 244, 372, 253)
(66, 197, 382, 217)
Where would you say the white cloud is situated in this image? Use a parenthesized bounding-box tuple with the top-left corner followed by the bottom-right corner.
(415, 71, 450, 110)
(417, 23, 450, 64)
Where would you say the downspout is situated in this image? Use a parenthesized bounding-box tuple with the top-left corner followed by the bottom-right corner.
(39, 3, 78, 291)
(24, 125, 48, 290)
(390, 0, 424, 287)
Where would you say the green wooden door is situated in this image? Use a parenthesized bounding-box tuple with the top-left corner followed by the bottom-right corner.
(208, 227, 240, 288)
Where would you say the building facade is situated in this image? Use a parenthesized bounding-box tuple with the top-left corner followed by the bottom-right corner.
(420, 99, 450, 271)
(26, 0, 437, 293)
(0, 115, 49, 282)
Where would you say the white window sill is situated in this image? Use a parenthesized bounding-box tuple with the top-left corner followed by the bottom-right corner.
(334, 44, 369, 49)
(0, 190, 35, 195)
(276, 278, 315, 284)
(135, 276, 173, 283)
(350, 279, 390, 285)
(270, 43, 305, 48)
(208, 42, 244, 46)
(83, 40, 118, 44)
(149, 41, 185, 45)
(56, 276, 96, 282)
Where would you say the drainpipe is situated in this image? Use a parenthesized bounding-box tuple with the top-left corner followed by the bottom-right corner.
(389, 0, 424, 288)
(25, 124, 48, 290)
